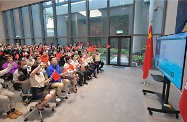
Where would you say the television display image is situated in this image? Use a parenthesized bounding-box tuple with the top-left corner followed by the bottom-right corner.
(155, 32, 187, 90)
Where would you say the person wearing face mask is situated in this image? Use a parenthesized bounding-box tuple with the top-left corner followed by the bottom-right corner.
(25, 55, 35, 67)
(63, 56, 78, 93)
(46, 56, 70, 101)
(13, 60, 29, 90)
(41, 51, 49, 65)
(2, 56, 19, 81)
(30, 63, 55, 111)
(0, 58, 23, 119)
(94, 49, 105, 74)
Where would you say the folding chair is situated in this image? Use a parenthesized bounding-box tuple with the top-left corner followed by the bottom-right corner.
(20, 80, 54, 122)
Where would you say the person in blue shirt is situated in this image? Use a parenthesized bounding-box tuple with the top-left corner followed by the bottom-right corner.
(46, 56, 70, 102)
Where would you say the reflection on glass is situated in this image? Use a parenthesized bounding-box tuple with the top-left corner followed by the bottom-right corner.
(132, 36, 147, 67)
(71, 0, 86, 36)
(5, 11, 13, 39)
(13, 9, 21, 38)
(56, 2, 68, 37)
(22, 7, 32, 45)
(110, 38, 118, 65)
(32, 4, 42, 39)
(120, 38, 130, 65)
(43, 2, 54, 37)
(71, 38, 87, 46)
(109, 0, 133, 35)
(89, 0, 107, 36)
(58, 38, 68, 46)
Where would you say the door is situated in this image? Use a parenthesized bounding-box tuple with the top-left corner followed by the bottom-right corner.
(108, 37, 131, 66)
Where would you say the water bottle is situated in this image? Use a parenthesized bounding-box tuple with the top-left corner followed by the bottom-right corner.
(27, 89, 31, 98)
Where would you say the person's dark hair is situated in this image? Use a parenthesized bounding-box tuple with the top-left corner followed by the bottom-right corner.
(65, 56, 70, 63)
(71, 54, 75, 59)
(31, 64, 38, 72)
(34, 56, 40, 61)
(49, 56, 55, 62)
(18, 60, 25, 65)
(26, 55, 30, 59)
(4, 55, 10, 61)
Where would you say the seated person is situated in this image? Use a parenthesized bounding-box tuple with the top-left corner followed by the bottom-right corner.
(41, 51, 49, 66)
(71, 54, 88, 85)
(13, 60, 30, 90)
(64, 56, 78, 93)
(30, 63, 55, 110)
(46, 56, 70, 101)
(0, 57, 23, 119)
(2, 55, 18, 80)
(25, 55, 35, 73)
(25, 55, 35, 67)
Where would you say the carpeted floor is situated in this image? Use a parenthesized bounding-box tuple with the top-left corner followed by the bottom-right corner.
(0, 66, 183, 122)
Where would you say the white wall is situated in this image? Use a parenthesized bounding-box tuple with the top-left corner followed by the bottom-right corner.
(0, 0, 44, 11)
(0, 5, 5, 43)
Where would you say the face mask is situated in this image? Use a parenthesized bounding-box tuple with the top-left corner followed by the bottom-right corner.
(37, 60, 41, 64)
(29, 57, 33, 60)
(23, 49, 26, 52)
(22, 65, 27, 69)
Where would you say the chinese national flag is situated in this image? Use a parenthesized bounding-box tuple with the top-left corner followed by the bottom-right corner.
(65, 46, 70, 51)
(98, 44, 101, 48)
(62, 68, 69, 73)
(52, 70, 61, 81)
(106, 45, 110, 49)
(69, 64, 74, 70)
(179, 81, 187, 122)
(0, 51, 3, 56)
(142, 25, 153, 79)
(15, 54, 19, 59)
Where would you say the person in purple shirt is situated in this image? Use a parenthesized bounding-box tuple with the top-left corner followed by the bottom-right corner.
(2, 56, 18, 80)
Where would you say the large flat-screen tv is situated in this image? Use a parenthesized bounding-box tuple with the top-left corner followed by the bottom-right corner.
(155, 32, 187, 90)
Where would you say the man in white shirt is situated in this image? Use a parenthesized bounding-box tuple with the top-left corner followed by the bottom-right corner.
(94, 49, 104, 74)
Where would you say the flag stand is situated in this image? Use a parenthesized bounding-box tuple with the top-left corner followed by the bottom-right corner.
(142, 79, 150, 86)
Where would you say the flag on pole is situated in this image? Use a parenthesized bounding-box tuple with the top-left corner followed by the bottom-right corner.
(142, 25, 153, 79)
(15, 54, 19, 59)
(179, 81, 187, 121)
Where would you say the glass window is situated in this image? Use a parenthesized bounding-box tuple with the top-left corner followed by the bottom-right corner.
(89, 0, 107, 36)
(109, 0, 133, 35)
(132, 35, 158, 67)
(43, 1, 54, 37)
(57, 38, 68, 46)
(5, 11, 14, 40)
(31, 4, 42, 38)
(21, 6, 32, 45)
(70, 37, 87, 46)
(13, 9, 21, 37)
(133, 0, 149, 34)
(71, 0, 86, 36)
(35, 38, 43, 44)
(56, 1, 68, 37)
